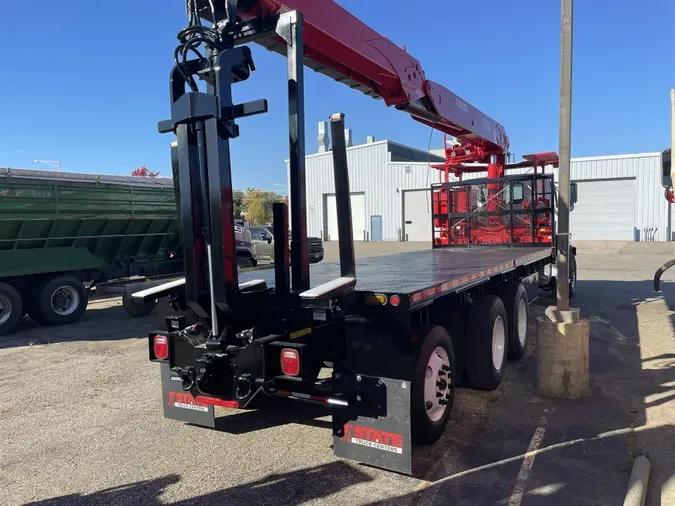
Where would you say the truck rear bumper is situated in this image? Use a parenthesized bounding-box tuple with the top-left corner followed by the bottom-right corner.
(149, 319, 415, 474)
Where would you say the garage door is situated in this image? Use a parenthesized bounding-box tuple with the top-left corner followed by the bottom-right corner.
(403, 189, 432, 241)
(325, 193, 365, 241)
(570, 179, 635, 240)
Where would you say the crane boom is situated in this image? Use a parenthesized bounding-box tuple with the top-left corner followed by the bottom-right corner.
(232, 0, 509, 158)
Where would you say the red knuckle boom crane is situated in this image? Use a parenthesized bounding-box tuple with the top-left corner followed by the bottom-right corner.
(237, 0, 509, 156)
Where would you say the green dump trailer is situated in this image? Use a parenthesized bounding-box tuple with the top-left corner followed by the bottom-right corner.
(0, 168, 183, 335)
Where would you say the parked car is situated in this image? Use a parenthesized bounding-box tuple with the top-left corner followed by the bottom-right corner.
(247, 225, 324, 263)
(235, 225, 258, 268)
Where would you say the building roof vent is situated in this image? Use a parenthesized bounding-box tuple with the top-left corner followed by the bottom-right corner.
(318, 121, 330, 153)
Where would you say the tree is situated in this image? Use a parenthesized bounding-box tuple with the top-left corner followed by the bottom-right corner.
(242, 189, 284, 224)
(131, 165, 160, 177)
(232, 189, 245, 220)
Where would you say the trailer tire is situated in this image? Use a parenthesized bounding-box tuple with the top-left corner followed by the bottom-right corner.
(0, 282, 23, 336)
(465, 295, 507, 391)
(28, 276, 88, 326)
(122, 294, 156, 318)
(500, 283, 529, 361)
(411, 325, 456, 445)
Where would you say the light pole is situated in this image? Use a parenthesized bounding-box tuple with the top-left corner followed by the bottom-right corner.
(536, 0, 589, 401)
(556, 0, 573, 312)
(33, 159, 62, 172)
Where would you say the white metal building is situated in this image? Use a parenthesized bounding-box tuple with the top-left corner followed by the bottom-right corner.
(289, 125, 668, 242)
(462, 152, 666, 242)
(288, 134, 445, 242)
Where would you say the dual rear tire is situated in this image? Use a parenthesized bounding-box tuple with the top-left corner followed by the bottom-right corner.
(0, 282, 23, 336)
(26, 275, 88, 326)
(465, 285, 529, 391)
(411, 325, 456, 444)
(0, 275, 89, 335)
(412, 283, 529, 443)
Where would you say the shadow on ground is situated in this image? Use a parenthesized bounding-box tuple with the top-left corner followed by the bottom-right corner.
(197, 395, 333, 435)
(15, 267, 675, 505)
(1, 297, 156, 349)
(24, 461, 374, 506)
(386, 279, 675, 505)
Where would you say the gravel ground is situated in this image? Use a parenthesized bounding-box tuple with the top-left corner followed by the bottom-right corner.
(3, 248, 675, 505)
(0, 293, 515, 505)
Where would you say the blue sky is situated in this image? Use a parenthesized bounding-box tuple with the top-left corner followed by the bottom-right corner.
(1, 0, 673, 191)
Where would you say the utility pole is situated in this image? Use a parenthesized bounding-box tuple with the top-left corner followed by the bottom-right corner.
(670, 89, 675, 241)
(556, 0, 573, 311)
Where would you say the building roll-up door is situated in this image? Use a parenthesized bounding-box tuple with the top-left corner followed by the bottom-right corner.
(569, 178, 635, 240)
(325, 193, 366, 241)
(403, 189, 432, 241)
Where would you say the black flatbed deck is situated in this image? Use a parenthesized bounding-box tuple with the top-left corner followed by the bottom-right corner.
(239, 246, 552, 303)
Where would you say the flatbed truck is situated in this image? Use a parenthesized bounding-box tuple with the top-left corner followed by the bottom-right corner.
(138, 0, 577, 474)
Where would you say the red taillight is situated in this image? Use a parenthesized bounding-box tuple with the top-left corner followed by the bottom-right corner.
(390, 294, 401, 307)
(153, 335, 169, 360)
(280, 348, 300, 376)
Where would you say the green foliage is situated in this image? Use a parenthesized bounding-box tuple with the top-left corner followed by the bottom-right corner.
(242, 189, 284, 225)
(232, 189, 244, 220)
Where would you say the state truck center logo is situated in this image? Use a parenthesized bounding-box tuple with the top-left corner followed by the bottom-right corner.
(341, 423, 404, 454)
(168, 391, 209, 412)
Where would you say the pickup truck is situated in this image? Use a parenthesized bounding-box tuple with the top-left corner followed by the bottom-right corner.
(247, 225, 324, 264)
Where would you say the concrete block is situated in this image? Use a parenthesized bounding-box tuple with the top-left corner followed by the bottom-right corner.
(536, 307, 590, 399)
(544, 306, 580, 323)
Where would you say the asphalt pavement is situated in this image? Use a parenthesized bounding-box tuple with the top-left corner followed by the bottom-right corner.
(2, 244, 675, 505)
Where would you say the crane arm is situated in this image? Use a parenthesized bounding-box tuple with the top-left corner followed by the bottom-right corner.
(231, 0, 509, 157)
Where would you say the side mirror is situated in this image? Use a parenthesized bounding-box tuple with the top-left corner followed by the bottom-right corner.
(570, 182, 578, 206)
(662, 148, 672, 188)
(267, 237, 273, 244)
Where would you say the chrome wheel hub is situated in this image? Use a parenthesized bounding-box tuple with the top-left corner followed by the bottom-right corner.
(424, 346, 452, 422)
(51, 286, 79, 316)
(492, 316, 506, 371)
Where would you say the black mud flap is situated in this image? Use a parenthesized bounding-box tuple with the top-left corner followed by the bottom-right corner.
(160, 363, 215, 428)
(333, 375, 412, 474)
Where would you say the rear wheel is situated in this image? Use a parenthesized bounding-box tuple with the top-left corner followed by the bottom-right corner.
(237, 256, 254, 269)
(0, 282, 23, 336)
(28, 276, 88, 326)
(550, 255, 577, 299)
(500, 283, 529, 361)
(465, 295, 507, 391)
(122, 294, 156, 318)
(411, 325, 456, 444)
(569, 255, 577, 298)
